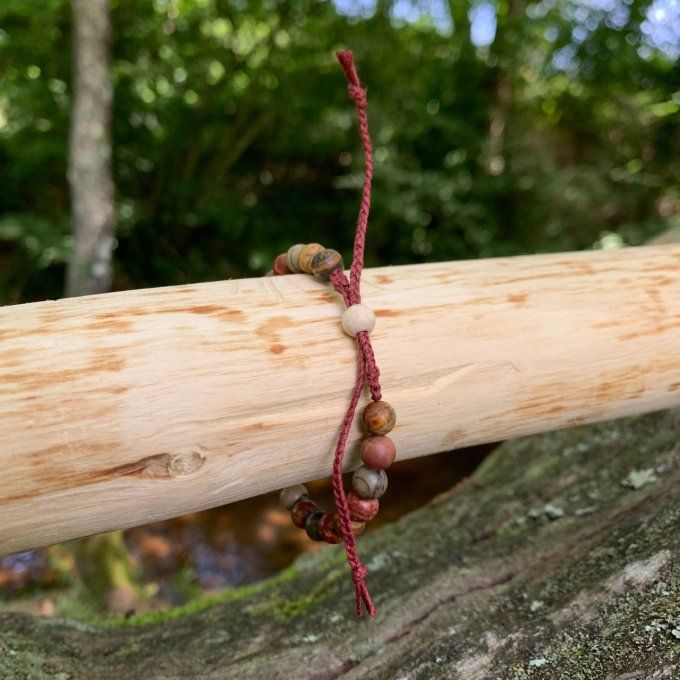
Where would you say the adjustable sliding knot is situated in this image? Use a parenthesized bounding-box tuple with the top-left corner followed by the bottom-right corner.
(347, 84, 367, 109)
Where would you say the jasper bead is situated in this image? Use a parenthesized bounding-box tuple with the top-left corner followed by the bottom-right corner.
(291, 497, 318, 528)
(286, 243, 305, 273)
(341, 304, 376, 337)
(360, 435, 396, 470)
(311, 248, 344, 281)
(279, 484, 308, 510)
(348, 491, 379, 522)
(333, 513, 365, 537)
(352, 465, 388, 499)
(273, 253, 292, 275)
(305, 509, 326, 541)
(362, 400, 396, 435)
(319, 512, 342, 544)
(298, 243, 324, 273)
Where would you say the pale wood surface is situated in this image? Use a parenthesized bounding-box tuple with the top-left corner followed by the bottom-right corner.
(1, 245, 679, 555)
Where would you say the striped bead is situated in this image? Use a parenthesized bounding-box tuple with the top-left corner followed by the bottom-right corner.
(279, 484, 308, 510)
(298, 243, 324, 273)
(348, 491, 379, 522)
(286, 243, 306, 273)
(291, 497, 318, 528)
(311, 248, 344, 281)
(305, 510, 326, 542)
(360, 435, 396, 470)
(319, 512, 342, 544)
(362, 400, 396, 435)
(273, 253, 292, 276)
(352, 465, 388, 499)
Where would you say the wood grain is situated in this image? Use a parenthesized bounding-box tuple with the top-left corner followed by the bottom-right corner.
(1, 245, 679, 555)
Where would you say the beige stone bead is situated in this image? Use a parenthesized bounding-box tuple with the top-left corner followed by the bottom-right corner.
(341, 304, 376, 337)
(298, 243, 324, 273)
(352, 465, 388, 499)
(286, 244, 306, 273)
(279, 484, 308, 510)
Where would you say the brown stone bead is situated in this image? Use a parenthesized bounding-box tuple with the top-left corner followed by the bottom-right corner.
(311, 248, 344, 281)
(298, 243, 324, 273)
(305, 509, 326, 541)
(286, 243, 305, 273)
(360, 435, 396, 470)
(347, 491, 379, 522)
(273, 253, 291, 275)
(352, 465, 388, 499)
(291, 497, 318, 528)
(319, 512, 342, 544)
(333, 513, 365, 537)
(279, 484, 308, 510)
(362, 400, 396, 435)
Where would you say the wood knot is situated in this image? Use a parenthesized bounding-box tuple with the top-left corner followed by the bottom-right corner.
(122, 451, 206, 479)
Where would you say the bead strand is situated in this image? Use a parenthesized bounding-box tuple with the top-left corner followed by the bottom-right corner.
(272, 246, 396, 550)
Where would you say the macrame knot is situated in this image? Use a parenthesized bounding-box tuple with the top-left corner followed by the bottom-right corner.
(351, 563, 368, 584)
(347, 83, 367, 109)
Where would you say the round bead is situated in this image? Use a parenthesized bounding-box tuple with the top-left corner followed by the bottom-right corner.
(298, 243, 324, 273)
(311, 248, 344, 282)
(286, 243, 306, 273)
(291, 497, 318, 528)
(319, 512, 342, 544)
(348, 491, 379, 522)
(273, 253, 292, 276)
(360, 435, 396, 470)
(279, 484, 308, 510)
(341, 304, 376, 337)
(333, 513, 366, 537)
(362, 400, 396, 435)
(305, 509, 326, 542)
(352, 465, 388, 499)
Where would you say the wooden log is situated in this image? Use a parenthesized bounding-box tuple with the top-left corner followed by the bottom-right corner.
(1, 245, 679, 556)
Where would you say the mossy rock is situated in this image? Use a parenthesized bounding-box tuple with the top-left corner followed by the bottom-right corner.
(1, 409, 678, 679)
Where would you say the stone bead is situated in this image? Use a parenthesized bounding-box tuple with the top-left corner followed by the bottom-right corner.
(279, 484, 308, 510)
(352, 465, 388, 499)
(291, 497, 318, 528)
(286, 243, 306, 273)
(273, 253, 291, 276)
(348, 491, 379, 522)
(362, 400, 396, 435)
(360, 435, 396, 470)
(333, 513, 366, 537)
(311, 248, 344, 282)
(341, 304, 376, 337)
(298, 243, 324, 273)
(319, 512, 342, 544)
(305, 509, 326, 542)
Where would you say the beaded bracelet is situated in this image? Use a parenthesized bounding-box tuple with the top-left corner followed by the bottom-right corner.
(267, 52, 392, 617)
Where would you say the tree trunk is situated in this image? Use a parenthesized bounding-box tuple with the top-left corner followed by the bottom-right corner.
(65, 0, 133, 613)
(1, 408, 677, 678)
(66, 0, 115, 297)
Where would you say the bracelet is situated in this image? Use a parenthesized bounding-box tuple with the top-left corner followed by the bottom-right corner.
(267, 52, 392, 617)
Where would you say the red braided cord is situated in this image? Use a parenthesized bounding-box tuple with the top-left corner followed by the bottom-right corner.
(328, 50, 382, 617)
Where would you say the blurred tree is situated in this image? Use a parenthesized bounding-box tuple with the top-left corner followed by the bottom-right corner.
(67, 0, 137, 614)
(67, 0, 116, 295)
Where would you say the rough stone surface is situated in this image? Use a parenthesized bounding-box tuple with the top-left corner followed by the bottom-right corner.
(1, 409, 678, 679)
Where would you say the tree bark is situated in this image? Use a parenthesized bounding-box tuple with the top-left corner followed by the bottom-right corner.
(66, 0, 115, 297)
(0, 408, 677, 677)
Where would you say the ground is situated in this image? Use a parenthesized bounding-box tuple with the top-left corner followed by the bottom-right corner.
(0, 409, 678, 679)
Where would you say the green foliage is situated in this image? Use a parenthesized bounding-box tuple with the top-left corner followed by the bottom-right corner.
(0, 0, 677, 304)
